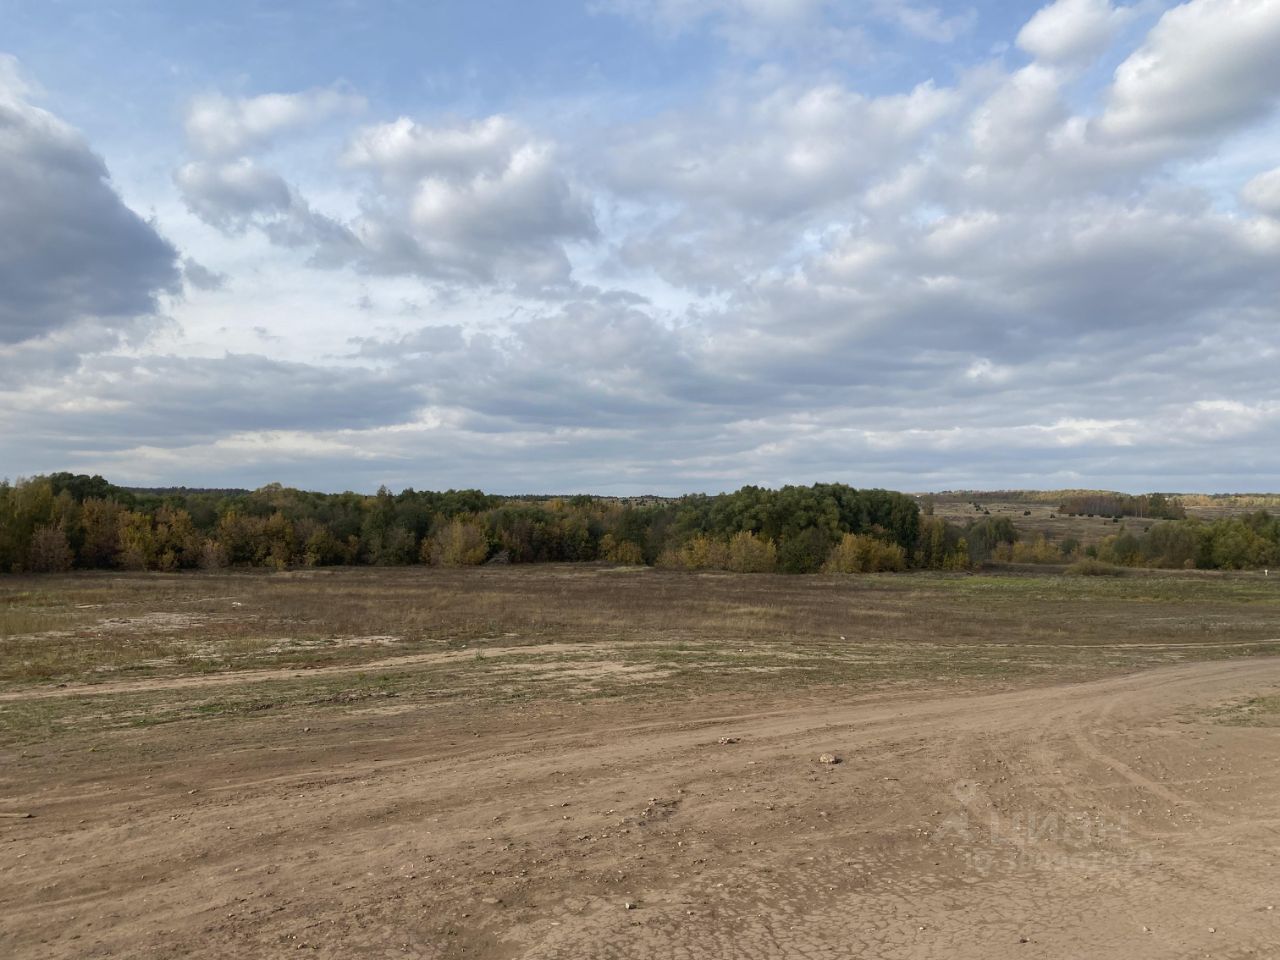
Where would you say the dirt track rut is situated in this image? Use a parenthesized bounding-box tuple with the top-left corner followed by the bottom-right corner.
(3, 659, 1280, 958)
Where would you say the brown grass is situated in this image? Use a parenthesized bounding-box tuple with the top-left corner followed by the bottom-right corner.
(1, 564, 1278, 743)
(932, 493, 1273, 549)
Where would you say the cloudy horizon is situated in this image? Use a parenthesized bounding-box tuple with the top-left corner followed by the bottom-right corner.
(3, 0, 1279, 495)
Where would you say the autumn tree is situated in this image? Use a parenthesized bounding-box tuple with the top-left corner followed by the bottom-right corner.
(28, 524, 73, 573)
(425, 517, 489, 566)
(824, 533, 906, 573)
(725, 531, 777, 573)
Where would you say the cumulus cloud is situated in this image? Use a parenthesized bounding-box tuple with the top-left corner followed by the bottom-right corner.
(0, 56, 179, 345)
(175, 105, 595, 289)
(184, 87, 365, 158)
(345, 116, 598, 287)
(14, 1, 1280, 492)
(609, 79, 959, 220)
(1017, 0, 1133, 65)
(174, 158, 293, 231)
(342, 114, 524, 183)
(598, 75, 967, 293)
(967, 63, 1068, 163)
(1096, 0, 1280, 148)
(174, 156, 362, 269)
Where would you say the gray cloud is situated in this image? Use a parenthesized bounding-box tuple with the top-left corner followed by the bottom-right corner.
(0, 57, 179, 345)
(181, 257, 228, 291)
(175, 158, 293, 231)
(174, 157, 362, 267)
(363, 300, 713, 430)
(2, 353, 423, 452)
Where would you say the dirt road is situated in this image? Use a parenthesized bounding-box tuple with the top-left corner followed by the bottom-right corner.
(4, 659, 1280, 959)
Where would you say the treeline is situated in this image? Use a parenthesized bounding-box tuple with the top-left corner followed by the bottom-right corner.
(982, 513, 1280, 570)
(941, 489, 1065, 504)
(1, 474, 966, 575)
(1058, 492, 1185, 520)
(5, 474, 1275, 575)
(1084, 513, 1280, 570)
(1180, 493, 1280, 509)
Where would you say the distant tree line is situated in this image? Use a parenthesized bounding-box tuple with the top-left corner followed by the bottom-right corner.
(982, 513, 1280, 571)
(1058, 492, 1185, 520)
(1083, 514, 1280, 570)
(1, 475, 943, 574)
(4, 474, 1274, 575)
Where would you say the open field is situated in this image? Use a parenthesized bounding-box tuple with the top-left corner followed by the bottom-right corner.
(930, 493, 1279, 550)
(931, 497, 1135, 545)
(3, 566, 1280, 958)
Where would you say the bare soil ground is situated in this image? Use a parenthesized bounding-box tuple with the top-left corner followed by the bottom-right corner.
(3, 567, 1280, 958)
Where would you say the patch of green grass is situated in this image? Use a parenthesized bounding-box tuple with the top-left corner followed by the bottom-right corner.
(1209, 694, 1280, 726)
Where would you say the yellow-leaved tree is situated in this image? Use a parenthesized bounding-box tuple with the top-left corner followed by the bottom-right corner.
(725, 531, 777, 572)
(823, 533, 906, 573)
(425, 517, 490, 566)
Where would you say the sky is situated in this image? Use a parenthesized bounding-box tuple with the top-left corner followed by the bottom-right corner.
(2, 0, 1279, 495)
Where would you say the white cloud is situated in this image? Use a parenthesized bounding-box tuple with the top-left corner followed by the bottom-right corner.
(608, 78, 960, 221)
(184, 87, 365, 157)
(344, 116, 598, 286)
(149, 3, 1280, 494)
(1242, 166, 1280, 216)
(343, 115, 523, 184)
(968, 64, 1068, 162)
(595, 0, 973, 54)
(591, 0, 871, 59)
(1097, 0, 1280, 148)
(1017, 0, 1133, 65)
(1174, 398, 1280, 440)
(176, 105, 594, 287)
(963, 358, 1014, 384)
(872, 0, 976, 43)
(16, 2, 1280, 493)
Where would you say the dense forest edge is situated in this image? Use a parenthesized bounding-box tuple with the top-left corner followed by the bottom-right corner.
(2, 474, 1279, 575)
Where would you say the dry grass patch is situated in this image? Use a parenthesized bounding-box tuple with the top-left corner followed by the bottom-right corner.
(1, 564, 1277, 743)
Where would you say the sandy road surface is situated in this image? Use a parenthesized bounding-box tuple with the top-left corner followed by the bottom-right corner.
(3, 659, 1280, 959)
